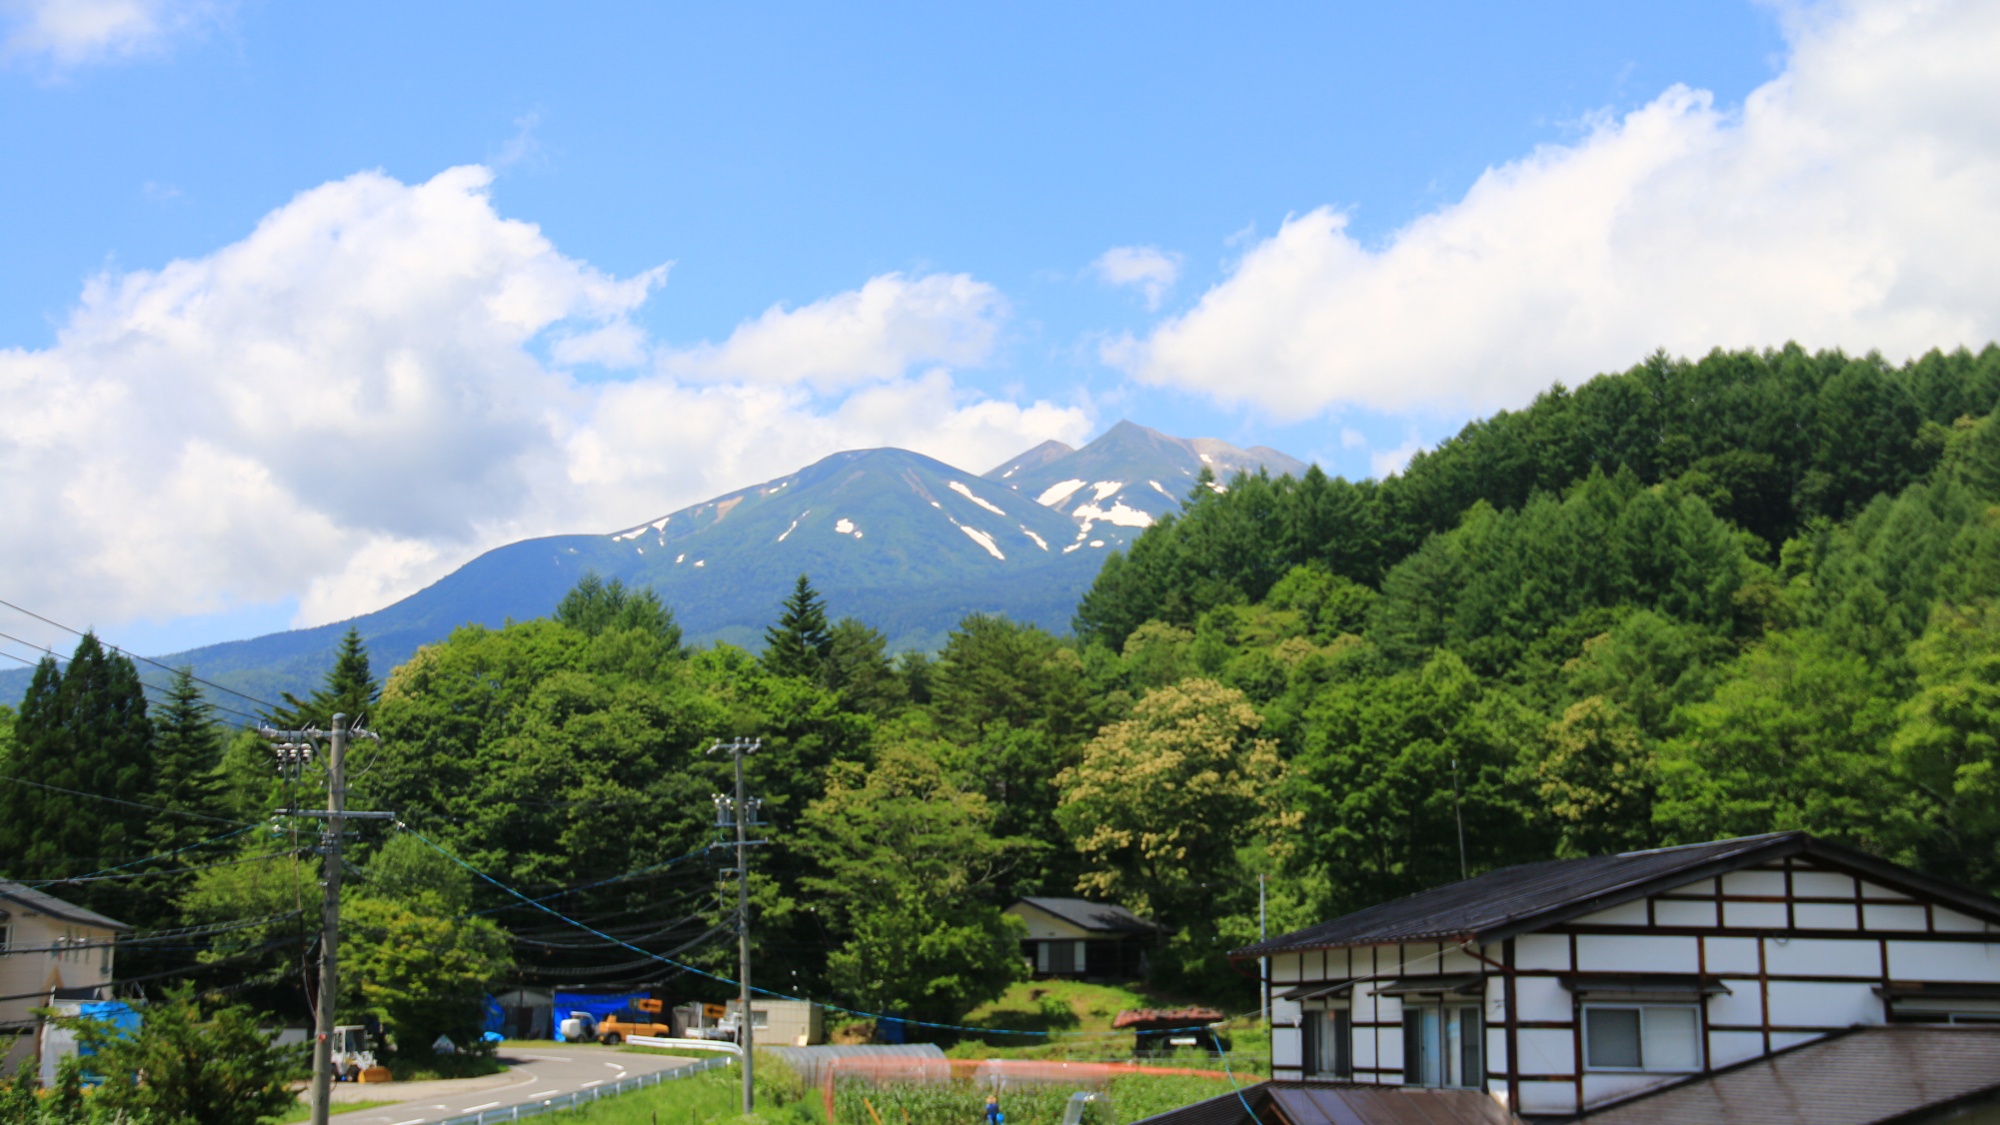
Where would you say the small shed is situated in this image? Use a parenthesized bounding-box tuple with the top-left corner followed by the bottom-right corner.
(1113, 1007, 1227, 1057)
(725, 998, 825, 1046)
(1004, 898, 1165, 981)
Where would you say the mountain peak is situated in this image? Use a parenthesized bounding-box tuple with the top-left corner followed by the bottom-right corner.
(985, 421, 1311, 527)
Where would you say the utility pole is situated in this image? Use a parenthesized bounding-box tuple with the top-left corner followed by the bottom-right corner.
(1259, 873, 1269, 1027)
(709, 738, 762, 1116)
(262, 714, 388, 1125)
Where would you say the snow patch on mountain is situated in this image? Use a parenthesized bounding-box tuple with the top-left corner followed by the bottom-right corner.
(1071, 501, 1152, 528)
(834, 518, 862, 538)
(1037, 479, 1086, 507)
(949, 481, 1007, 516)
(1020, 527, 1048, 551)
(959, 525, 1005, 560)
(1091, 481, 1122, 501)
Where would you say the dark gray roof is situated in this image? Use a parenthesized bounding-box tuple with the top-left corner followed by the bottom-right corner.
(1581, 1026, 2000, 1125)
(1126, 1081, 1521, 1125)
(1233, 832, 2000, 958)
(1013, 897, 1165, 934)
(0, 881, 130, 932)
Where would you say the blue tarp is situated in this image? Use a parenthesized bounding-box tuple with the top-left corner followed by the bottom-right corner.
(551, 991, 649, 1041)
(74, 1001, 141, 1052)
(483, 995, 507, 1037)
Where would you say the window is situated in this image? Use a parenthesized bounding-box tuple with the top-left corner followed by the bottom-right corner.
(1584, 1005, 1701, 1071)
(1402, 1005, 1482, 1088)
(751, 1009, 769, 1029)
(1041, 941, 1079, 974)
(1302, 1009, 1351, 1078)
(0, 923, 10, 953)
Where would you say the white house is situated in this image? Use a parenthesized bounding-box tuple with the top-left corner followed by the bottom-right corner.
(1004, 897, 1164, 980)
(1233, 832, 2000, 1119)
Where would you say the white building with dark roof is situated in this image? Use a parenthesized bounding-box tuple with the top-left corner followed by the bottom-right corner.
(1229, 832, 2000, 1120)
(1004, 897, 1166, 980)
(0, 881, 128, 1072)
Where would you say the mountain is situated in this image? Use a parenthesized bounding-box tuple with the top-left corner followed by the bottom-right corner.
(986, 420, 1310, 527)
(2, 423, 1310, 707)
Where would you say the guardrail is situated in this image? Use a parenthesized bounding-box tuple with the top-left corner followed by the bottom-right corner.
(626, 1036, 744, 1056)
(431, 1054, 734, 1125)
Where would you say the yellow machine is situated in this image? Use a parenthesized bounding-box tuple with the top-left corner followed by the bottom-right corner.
(593, 998, 671, 1044)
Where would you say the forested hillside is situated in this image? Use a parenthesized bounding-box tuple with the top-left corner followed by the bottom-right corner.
(8, 343, 2000, 1047)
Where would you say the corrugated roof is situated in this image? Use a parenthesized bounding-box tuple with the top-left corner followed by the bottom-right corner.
(1581, 1026, 2000, 1125)
(1125, 1082, 1521, 1125)
(0, 880, 130, 932)
(1232, 833, 2000, 958)
(1014, 897, 1165, 934)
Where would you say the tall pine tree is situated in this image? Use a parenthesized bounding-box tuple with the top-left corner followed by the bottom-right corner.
(265, 627, 382, 730)
(0, 634, 156, 920)
(148, 668, 229, 851)
(762, 574, 833, 681)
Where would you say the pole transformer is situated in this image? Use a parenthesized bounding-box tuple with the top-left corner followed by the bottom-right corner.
(709, 738, 762, 1116)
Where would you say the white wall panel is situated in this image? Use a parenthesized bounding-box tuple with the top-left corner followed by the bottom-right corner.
(1516, 1028, 1573, 1076)
(1583, 1072, 1681, 1108)
(1794, 903, 1858, 930)
(1770, 1030, 1824, 1052)
(1704, 937, 1761, 974)
(1352, 1027, 1376, 1070)
(1577, 935, 1699, 973)
(1270, 998, 1301, 1025)
(1888, 939, 2000, 980)
(1766, 980, 1880, 1027)
(1519, 1081, 1576, 1115)
(1723, 900, 1787, 928)
(1272, 1026, 1302, 1069)
(1440, 947, 1483, 973)
(1791, 871, 1854, 897)
(1706, 986, 1764, 1028)
(1934, 908, 1993, 934)
(1273, 952, 1300, 983)
(1859, 880, 1915, 902)
(1517, 934, 1570, 971)
(1706, 1030, 1765, 1068)
(1863, 904, 1928, 932)
(1722, 870, 1787, 896)
(1764, 937, 1878, 977)
(1655, 899, 1716, 927)
(1573, 901, 1649, 926)
(1514, 975, 1573, 1023)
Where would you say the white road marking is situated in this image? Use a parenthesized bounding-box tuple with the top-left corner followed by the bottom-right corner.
(530, 1089, 560, 1097)
(390, 1119, 427, 1125)
(465, 1102, 500, 1112)
(605, 1061, 625, 1070)
(583, 1079, 606, 1087)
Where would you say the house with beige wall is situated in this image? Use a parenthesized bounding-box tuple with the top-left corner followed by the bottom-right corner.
(0, 881, 126, 1072)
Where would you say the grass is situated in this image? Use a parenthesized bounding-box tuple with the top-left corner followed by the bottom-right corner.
(384, 1051, 509, 1082)
(538, 1055, 820, 1125)
(833, 1071, 1247, 1125)
(271, 1100, 399, 1122)
(947, 981, 1272, 1075)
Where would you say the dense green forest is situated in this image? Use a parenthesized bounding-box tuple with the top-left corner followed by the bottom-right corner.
(6, 343, 2000, 1050)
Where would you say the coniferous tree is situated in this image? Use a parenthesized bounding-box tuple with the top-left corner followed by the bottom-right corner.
(762, 574, 832, 680)
(554, 571, 683, 645)
(0, 634, 156, 919)
(265, 627, 382, 729)
(149, 667, 229, 851)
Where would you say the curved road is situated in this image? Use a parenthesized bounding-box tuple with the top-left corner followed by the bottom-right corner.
(327, 1045, 710, 1125)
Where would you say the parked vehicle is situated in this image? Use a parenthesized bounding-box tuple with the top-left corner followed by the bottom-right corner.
(557, 1011, 598, 1043)
(594, 998, 671, 1045)
(331, 1025, 377, 1081)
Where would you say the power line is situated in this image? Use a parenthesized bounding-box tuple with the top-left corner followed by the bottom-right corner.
(0, 635, 268, 726)
(0, 773, 252, 826)
(19, 821, 267, 889)
(0, 596, 286, 713)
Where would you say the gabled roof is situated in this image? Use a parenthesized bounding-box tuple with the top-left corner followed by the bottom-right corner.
(1581, 1026, 2000, 1125)
(1231, 832, 2000, 959)
(1012, 897, 1165, 934)
(0, 881, 130, 932)
(1126, 1081, 1521, 1125)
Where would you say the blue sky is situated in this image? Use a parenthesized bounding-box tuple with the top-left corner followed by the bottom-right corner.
(2, 0, 1995, 654)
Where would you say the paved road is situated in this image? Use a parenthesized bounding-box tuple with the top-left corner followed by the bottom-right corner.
(326, 1046, 709, 1124)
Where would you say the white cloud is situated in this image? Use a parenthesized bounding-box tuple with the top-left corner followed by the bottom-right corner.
(1, 0, 222, 68)
(1110, 0, 2000, 418)
(658, 272, 1005, 391)
(1092, 245, 1182, 310)
(0, 165, 1087, 631)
